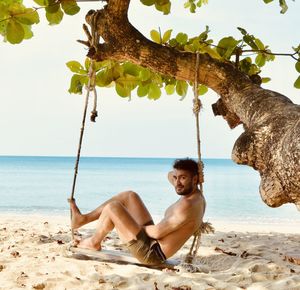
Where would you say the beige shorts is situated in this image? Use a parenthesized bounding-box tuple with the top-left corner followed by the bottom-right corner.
(126, 229, 166, 265)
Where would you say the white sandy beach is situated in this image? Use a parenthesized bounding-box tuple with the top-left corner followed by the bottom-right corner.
(1, 213, 300, 290)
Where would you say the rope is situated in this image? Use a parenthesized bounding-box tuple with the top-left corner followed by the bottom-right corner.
(192, 53, 204, 188)
(69, 14, 99, 240)
(90, 87, 98, 122)
(185, 52, 205, 263)
(69, 62, 96, 240)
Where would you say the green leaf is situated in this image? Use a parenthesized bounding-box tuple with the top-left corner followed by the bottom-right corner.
(123, 62, 139, 76)
(150, 29, 161, 44)
(15, 8, 39, 25)
(176, 80, 188, 97)
(23, 24, 34, 39)
(96, 69, 113, 87)
(243, 34, 258, 50)
(6, 19, 24, 44)
(165, 84, 175, 95)
(61, 0, 80, 15)
(294, 76, 300, 89)
(217, 37, 240, 59)
(255, 54, 266, 67)
(46, 6, 63, 25)
(137, 84, 149, 97)
(155, 1, 171, 15)
(190, 3, 196, 13)
(7, 3, 25, 15)
(0, 4, 7, 20)
(184, 1, 190, 8)
(148, 83, 161, 100)
(237, 27, 247, 36)
(201, 45, 221, 59)
(115, 75, 138, 97)
(198, 25, 209, 41)
(112, 63, 123, 79)
(279, 0, 288, 14)
(33, 0, 47, 5)
(139, 68, 151, 81)
(115, 82, 131, 98)
(162, 29, 172, 43)
(68, 74, 87, 94)
(239, 57, 252, 74)
(255, 38, 265, 50)
(263, 0, 273, 3)
(198, 84, 208, 95)
(295, 62, 300, 73)
(169, 38, 178, 47)
(176, 32, 188, 45)
(265, 51, 275, 62)
(140, 0, 155, 6)
(45, 3, 60, 13)
(261, 77, 271, 83)
(66, 61, 86, 74)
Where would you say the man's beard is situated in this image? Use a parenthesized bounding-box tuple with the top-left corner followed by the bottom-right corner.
(176, 184, 193, 196)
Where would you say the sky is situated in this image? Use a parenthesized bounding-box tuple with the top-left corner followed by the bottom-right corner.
(0, 0, 299, 158)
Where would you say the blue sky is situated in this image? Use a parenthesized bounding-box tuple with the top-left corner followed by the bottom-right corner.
(0, 0, 299, 158)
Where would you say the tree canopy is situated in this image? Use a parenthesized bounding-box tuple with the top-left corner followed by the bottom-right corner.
(1, 0, 299, 100)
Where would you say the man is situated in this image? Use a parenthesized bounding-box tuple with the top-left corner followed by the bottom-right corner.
(69, 158, 206, 265)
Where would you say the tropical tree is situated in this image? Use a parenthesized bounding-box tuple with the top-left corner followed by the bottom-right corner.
(1, 0, 300, 209)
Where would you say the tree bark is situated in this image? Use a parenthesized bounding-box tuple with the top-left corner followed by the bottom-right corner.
(85, 0, 300, 209)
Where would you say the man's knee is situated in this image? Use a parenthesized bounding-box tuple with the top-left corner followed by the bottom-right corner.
(118, 190, 140, 201)
(105, 200, 123, 212)
(127, 190, 140, 200)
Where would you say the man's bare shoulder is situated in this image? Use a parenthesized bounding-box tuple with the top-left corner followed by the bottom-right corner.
(177, 193, 205, 215)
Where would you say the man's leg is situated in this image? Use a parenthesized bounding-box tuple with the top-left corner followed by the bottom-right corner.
(69, 191, 152, 229)
(76, 200, 142, 250)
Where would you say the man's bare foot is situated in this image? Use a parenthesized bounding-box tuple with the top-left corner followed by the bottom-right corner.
(74, 237, 101, 251)
(68, 198, 86, 230)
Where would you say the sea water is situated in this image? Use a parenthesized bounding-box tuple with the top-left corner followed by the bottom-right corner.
(0, 156, 299, 227)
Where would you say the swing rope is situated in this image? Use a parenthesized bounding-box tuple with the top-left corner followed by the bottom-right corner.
(192, 53, 204, 189)
(69, 62, 97, 240)
(69, 14, 99, 240)
(185, 53, 212, 264)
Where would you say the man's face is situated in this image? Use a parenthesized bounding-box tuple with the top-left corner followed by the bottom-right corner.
(172, 169, 196, 196)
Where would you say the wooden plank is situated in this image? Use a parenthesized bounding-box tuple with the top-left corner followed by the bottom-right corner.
(69, 246, 179, 270)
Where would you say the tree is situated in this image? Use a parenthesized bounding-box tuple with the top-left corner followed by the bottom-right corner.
(1, 0, 300, 209)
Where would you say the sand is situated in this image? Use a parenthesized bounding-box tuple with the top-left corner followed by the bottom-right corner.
(1, 213, 300, 290)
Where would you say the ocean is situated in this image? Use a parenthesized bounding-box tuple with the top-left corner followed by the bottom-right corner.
(0, 156, 299, 227)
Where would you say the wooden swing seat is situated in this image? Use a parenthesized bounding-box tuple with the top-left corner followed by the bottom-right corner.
(68, 246, 180, 270)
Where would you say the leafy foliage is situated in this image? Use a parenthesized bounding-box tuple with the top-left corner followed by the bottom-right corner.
(1, 0, 299, 99)
(0, 0, 80, 44)
(294, 45, 300, 89)
(184, 0, 208, 13)
(139, 0, 291, 15)
(67, 58, 195, 100)
(263, 0, 288, 14)
(67, 20, 299, 100)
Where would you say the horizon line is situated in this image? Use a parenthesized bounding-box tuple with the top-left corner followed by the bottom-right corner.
(0, 154, 231, 160)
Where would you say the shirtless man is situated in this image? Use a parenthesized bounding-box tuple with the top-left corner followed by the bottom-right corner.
(69, 158, 206, 265)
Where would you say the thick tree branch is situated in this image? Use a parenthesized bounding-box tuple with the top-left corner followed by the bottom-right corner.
(83, 0, 300, 209)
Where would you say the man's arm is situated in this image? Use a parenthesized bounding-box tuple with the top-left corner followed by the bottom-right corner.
(144, 203, 192, 239)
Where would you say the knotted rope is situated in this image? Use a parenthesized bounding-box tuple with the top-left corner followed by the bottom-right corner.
(185, 53, 214, 264)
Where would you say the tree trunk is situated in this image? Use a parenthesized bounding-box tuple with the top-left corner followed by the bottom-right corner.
(84, 0, 300, 209)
